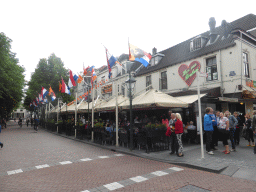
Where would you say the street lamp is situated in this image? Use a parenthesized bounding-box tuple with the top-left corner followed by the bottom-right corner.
(125, 61, 136, 150)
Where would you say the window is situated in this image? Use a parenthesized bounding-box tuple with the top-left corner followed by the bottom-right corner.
(146, 75, 152, 90)
(160, 71, 167, 90)
(243, 52, 249, 78)
(121, 84, 125, 96)
(206, 57, 218, 81)
(190, 37, 202, 51)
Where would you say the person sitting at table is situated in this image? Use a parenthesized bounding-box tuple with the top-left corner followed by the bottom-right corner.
(105, 123, 112, 133)
(142, 115, 150, 126)
(134, 116, 140, 124)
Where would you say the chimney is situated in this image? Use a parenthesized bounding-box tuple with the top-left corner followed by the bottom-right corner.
(221, 20, 230, 39)
(209, 17, 218, 43)
(152, 47, 157, 55)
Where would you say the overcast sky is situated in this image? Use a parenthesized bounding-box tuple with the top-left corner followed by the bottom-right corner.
(1, 0, 256, 82)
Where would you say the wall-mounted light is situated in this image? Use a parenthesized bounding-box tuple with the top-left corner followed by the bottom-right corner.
(240, 102, 244, 105)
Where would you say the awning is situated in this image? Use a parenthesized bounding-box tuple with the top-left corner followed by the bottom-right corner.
(120, 89, 188, 109)
(174, 94, 207, 104)
(95, 95, 129, 111)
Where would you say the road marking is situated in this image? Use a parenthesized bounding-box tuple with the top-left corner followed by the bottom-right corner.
(81, 166, 184, 192)
(114, 154, 124, 156)
(130, 176, 148, 183)
(98, 156, 109, 159)
(35, 164, 50, 169)
(103, 182, 124, 191)
(7, 169, 23, 175)
(151, 170, 169, 176)
(169, 167, 184, 171)
(3, 153, 125, 177)
(80, 158, 92, 161)
(59, 161, 72, 165)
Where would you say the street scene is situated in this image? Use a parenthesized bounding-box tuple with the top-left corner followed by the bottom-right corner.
(0, 121, 256, 192)
(2, 1, 256, 192)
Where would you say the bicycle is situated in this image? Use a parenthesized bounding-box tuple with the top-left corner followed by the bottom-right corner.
(18, 121, 22, 127)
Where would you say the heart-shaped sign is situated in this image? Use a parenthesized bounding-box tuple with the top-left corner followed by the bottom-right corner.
(178, 61, 201, 86)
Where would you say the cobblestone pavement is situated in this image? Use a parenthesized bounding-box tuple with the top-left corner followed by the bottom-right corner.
(0, 121, 256, 191)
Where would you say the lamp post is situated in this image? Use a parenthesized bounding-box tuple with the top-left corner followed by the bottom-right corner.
(57, 96, 62, 133)
(125, 62, 136, 150)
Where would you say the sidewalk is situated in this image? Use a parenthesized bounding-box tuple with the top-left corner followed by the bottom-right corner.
(6, 121, 256, 182)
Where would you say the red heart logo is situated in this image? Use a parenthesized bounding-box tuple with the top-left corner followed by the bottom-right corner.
(178, 61, 201, 86)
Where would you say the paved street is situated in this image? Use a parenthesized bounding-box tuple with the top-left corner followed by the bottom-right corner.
(1, 121, 256, 192)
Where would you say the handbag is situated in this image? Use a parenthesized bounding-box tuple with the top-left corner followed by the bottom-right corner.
(242, 128, 249, 140)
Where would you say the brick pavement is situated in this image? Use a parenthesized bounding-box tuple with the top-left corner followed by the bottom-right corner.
(1, 121, 256, 191)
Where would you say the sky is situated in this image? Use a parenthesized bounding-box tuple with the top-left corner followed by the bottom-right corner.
(1, 0, 256, 82)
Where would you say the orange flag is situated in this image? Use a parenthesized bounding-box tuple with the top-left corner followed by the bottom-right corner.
(77, 75, 83, 83)
(59, 82, 62, 92)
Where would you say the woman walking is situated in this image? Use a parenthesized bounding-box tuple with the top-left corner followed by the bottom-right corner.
(244, 114, 255, 147)
(175, 113, 184, 157)
(218, 112, 230, 154)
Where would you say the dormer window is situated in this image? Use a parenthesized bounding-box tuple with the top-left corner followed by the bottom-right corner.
(190, 36, 208, 52)
(190, 37, 202, 51)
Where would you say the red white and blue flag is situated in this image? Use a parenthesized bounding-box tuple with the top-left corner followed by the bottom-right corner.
(68, 70, 76, 88)
(129, 43, 152, 67)
(105, 48, 117, 79)
(61, 78, 70, 95)
(41, 87, 49, 98)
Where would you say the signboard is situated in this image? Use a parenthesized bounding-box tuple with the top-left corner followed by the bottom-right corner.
(218, 97, 238, 102)
(246, 79, 256, 88)
(178, 61, 201, 86)
(101, 84, 112, 94)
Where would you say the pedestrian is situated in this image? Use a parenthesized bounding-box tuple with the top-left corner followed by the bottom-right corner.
(168, 111, 177, 155)
(0, 124, 3, 148)
(234, 112, 241, 145)
(204, 107, 215, 155)
(252, 111, 256, 154)
(218, 112, 230, 154)
(209, 110, 218, 149)
(26, 117, 30, 127)
(34, 116, 39, 131)
(175, 113, 184, 157)
(225, 111, 238, 152)
(31, 117, 34, 127)
(187, 121, 197, 143)
(244, 113, 255, 147)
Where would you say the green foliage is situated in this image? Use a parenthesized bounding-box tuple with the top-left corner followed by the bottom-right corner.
(94, 122, 104, 128)
(24, 53, 74, 111)
(0, 33, 25, 117)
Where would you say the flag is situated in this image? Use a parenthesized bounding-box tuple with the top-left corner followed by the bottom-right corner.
(83, 66, 89, 75)
(77, 75, 83, 83)
(59, 81, 62, 92)
(44, 97, 48, 103)
(61, 78, 71, 95)
(41, 87, 49, 98)
(89, 66, 95, 72)
(105, 47, 117, 79)
(73, 74, 78, 82)
(91, 68, 97, 88)
(69, 70, 76, 88)
(30, 103, 32, 107)
(49, 86, 56, 101)
(39, 93, 43, 103)
(129, 43, 152, 67)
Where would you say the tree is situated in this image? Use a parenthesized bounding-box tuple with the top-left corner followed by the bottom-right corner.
(0, 33, 25, 118)
(24, 53, 74, 111)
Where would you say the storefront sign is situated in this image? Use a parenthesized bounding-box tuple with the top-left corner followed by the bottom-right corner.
(246, 79, 256, 88)
(218, 97, 238, 102)
(178, 61, 201, 86)
(101, 84, 112, 94)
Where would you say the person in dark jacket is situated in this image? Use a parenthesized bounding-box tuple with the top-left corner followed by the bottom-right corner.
(225, 111, 238, 152)
(245, 113, 255, 147)
(204, 107, 215, 155)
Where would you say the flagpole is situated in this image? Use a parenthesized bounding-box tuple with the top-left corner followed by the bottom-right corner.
(115, 80, 119, 147)
(75, 91, 77, 138)
(91, 86, 95, 142)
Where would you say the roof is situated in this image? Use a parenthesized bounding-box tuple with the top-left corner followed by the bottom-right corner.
(136, 14, 256, 76)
